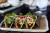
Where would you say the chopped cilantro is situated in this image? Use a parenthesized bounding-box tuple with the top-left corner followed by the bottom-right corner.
(15, 16, 18, 19)
(26, 12, 32, 16)
(12, 13, 16, 16)
(18, 13, 23, 16)
(5, 17, 14, 24)
(6, 13, 11, 17)
(33, 16, 36, 20)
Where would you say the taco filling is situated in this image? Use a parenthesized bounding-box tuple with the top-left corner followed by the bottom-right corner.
(4, 16, 14, 28)
(15, 16, 25, 28)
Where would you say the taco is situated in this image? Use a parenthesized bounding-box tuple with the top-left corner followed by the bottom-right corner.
(4, 16, 14, 28)
(15, 13, 25, 29)
(26, 12, 37, 29)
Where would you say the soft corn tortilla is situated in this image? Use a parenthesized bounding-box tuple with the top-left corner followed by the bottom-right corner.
(4, 16, 13, 28)
(15, 17, 25, 29)
(26, 16, 37, 29)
